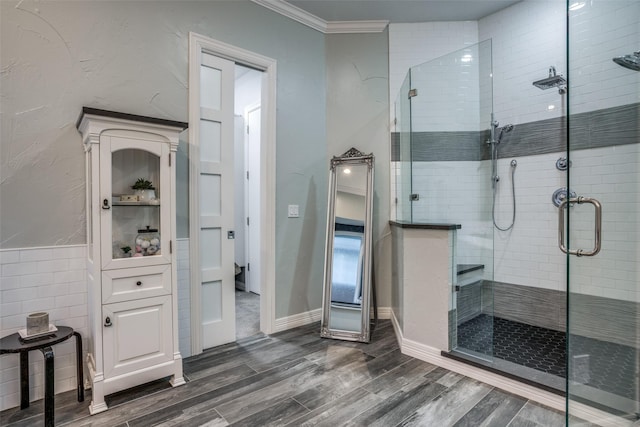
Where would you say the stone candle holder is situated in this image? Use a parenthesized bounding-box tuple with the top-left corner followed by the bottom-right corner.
(26, 312, 49, 335)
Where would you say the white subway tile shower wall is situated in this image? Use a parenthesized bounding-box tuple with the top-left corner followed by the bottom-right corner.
(478, 0, 639, 123)
(389, 21, 479, 120)
(479, 0, 567, 126)
(409, 48, 482, 132)
(0, 244, 192, 411)
(410, 160, 494, 281)
(409, 145, 639, 303)
(568, 0, 640, 113)
(567, 144, 639, 302)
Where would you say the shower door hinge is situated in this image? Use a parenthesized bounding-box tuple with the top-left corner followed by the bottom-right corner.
(247, 262, 250, 271)
(169, 154, 172, 167)
(410, 194, 419, 201)
(408, 89, 418, 98)
(247, 217, 250, 226)
(169, 240, 173, 254)
(393, 118, 397, 125)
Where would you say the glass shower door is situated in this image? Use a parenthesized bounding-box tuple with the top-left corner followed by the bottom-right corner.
(566, 0, 640, 423)
(401, 41, 496, 361)
(395, 71, 413, 223)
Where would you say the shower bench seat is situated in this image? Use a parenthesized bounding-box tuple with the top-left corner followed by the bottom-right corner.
(456, 264, 484, 291)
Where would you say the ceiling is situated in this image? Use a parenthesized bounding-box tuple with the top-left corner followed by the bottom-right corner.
(286, 0, 522, 23)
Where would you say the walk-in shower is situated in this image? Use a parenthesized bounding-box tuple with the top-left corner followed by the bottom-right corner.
(392, 2, 639, 419)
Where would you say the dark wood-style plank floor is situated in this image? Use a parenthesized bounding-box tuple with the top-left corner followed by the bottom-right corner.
(1, 321, 596, 427)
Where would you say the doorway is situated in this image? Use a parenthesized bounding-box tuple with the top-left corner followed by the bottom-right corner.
(188, 33, 277, 355)
(233, 65, 262, 340)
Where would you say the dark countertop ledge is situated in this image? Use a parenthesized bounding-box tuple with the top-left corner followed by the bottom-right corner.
(389, 220, 461, 230)
(457, 264, 485, 275)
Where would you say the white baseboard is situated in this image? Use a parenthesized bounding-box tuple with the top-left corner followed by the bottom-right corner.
(273, 308, 321, 333)
(273, 306, 392, 333)
(376, 306, 391, 319)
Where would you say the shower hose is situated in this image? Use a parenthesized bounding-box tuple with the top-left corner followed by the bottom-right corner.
(492, 161, 516, 231)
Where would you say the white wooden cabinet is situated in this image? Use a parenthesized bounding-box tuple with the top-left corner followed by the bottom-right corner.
(77, 108, 186, 415)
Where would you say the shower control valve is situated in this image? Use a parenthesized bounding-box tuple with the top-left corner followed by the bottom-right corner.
(552, 187, 577, 208)
(556, 157, 571, 171)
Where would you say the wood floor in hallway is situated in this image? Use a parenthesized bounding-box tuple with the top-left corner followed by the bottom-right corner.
(0, 320, 595, 427)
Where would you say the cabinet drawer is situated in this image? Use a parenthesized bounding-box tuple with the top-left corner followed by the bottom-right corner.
(102, 265, 171, 304)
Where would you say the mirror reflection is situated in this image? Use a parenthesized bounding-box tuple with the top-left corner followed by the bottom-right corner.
(321, 148, 374, 342)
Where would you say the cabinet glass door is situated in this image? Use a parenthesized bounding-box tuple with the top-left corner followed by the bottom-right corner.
(101, 134, 171, 269)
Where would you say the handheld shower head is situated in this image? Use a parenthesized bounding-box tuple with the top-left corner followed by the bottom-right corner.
(497, 124, 514, 143)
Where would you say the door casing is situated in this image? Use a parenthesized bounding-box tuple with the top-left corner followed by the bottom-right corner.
(188, 32, 277, 355)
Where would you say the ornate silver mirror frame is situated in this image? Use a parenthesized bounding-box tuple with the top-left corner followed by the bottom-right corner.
(321, 148, 374, 343)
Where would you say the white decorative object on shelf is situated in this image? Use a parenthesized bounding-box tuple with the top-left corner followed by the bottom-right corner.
(77, 107, 187, 415)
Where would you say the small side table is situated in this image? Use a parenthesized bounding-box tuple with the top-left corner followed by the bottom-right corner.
(0, 326, 84, 427)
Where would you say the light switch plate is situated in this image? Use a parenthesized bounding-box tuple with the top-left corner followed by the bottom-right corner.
(288, 204, 299, 218)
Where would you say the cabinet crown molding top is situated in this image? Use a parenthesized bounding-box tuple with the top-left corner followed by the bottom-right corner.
(77, 107, 187, 150)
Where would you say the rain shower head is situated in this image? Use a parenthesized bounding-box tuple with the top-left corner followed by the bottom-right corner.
(613, 51, 640, 71)
(533, 66, 567, 93)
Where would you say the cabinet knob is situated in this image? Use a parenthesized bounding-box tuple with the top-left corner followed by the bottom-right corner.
(102, 199, 111, 210)
(104, 317, 112, 327)
(136, 281, 142, 286)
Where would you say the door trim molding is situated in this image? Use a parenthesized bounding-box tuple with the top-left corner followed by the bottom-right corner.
(188, 32, 277, 355)
(244, 102, 262, 296)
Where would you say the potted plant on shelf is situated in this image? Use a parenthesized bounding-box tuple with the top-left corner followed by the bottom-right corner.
(131, 178, 156, 202)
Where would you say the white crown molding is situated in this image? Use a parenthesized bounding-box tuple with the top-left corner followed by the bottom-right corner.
(251, 0, 327, 32)
(251, 0, 389, 34)
(325, 20, 389, 34)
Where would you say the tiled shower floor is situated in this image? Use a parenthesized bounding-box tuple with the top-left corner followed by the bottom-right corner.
(457, 314, 637, 398)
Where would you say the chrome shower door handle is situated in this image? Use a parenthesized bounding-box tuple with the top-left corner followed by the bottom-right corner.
(558, 196, 602, 257)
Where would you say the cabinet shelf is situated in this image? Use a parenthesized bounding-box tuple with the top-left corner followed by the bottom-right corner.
(112, 201, 161, 207)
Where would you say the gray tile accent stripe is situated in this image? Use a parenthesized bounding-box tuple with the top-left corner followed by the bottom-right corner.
(569, 292, 639, 349)
(475, 281, 639, 348)
(482, 281, 566, 333)
(411, 131, 485, 161)
(391, 102, 639, 162)
(456, 282, 483, 324)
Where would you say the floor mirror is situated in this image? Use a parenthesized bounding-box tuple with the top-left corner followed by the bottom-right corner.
(321, 148, 374, 343)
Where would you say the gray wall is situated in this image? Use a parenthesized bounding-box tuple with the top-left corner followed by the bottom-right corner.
(325, 31, 391, 307)
(1, 1, 329, 318)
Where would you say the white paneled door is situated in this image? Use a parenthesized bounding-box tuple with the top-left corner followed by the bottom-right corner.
(195, 52, 236, 349)
(246, 105, 261, 295)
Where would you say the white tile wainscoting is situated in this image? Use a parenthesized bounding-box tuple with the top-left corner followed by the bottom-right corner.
(0, 245, 87, 411)
(0, 241, 192, 412)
